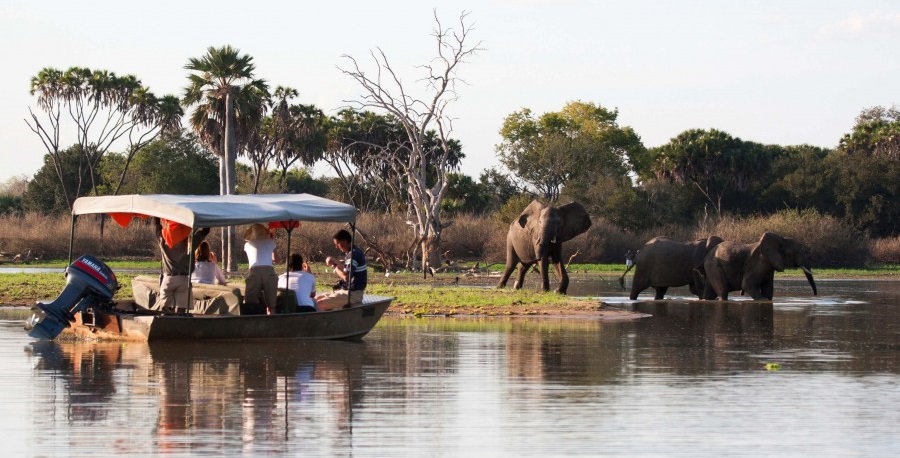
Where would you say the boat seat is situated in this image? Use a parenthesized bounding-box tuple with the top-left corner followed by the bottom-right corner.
(131, 275, 244, 315)
(275, 288, 317, 314)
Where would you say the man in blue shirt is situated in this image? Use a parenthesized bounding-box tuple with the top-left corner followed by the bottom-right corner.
(315, 229, 368, 311)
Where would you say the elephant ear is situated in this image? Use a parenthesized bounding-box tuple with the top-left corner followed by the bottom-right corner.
(517, 200, 545, 229)
(759, 232, 786, 272)
(556, 202, 592, 243)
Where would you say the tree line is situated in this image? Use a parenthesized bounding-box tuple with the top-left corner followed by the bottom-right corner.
(4, 11, 898, 270)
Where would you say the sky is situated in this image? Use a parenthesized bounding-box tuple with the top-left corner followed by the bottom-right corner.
(2, 0, 899, 186)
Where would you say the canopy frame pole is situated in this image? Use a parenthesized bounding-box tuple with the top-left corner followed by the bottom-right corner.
(283, 222, 296, 313)
(347, 223, 357, 309)
(67, 214, 78, 265)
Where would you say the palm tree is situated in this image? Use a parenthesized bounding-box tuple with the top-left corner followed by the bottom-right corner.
(183, 45, 268, 271)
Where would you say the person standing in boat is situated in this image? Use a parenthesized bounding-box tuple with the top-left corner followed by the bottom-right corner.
(153, 218, 210, 313)
(243, 223, 279, 315)
(277, 253, 317, 312)
(315, 229, 367, 311)
(191, 240, 227, 286)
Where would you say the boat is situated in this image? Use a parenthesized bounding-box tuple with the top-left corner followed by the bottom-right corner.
(23, 194, 393, 342)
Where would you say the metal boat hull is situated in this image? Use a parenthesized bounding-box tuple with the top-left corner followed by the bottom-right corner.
(57, 296, 392, 342)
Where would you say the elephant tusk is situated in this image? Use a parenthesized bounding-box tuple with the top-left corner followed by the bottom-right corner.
(802, 266, 814, 276)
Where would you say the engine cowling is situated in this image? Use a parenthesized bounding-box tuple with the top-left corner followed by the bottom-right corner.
(24, 255, 119, 340)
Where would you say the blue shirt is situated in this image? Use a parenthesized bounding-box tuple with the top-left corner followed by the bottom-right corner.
(344, 245, 367, 291)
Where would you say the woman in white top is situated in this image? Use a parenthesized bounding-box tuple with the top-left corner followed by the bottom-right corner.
(278, 253, 317, 312)
(191, 241, 227, 285)
(243, 223, 279, 314)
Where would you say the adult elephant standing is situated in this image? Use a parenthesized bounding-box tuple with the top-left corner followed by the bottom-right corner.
(497, 200, 592, 294)
(628, 236, 724, 300)
(700, 232, 817, 300)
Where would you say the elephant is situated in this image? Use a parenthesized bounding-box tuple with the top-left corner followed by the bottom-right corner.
(628, 236, 724, 300)
(699, 232, 817, 300)
(497, 200, 592, 294)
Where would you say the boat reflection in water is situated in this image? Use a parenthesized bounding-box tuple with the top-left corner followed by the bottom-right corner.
(26, 339, 372, 455)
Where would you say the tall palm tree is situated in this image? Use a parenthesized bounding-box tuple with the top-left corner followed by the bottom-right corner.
(183, 45, 268, 271)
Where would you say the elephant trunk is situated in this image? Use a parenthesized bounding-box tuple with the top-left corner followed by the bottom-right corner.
(802, 266, 817, 296)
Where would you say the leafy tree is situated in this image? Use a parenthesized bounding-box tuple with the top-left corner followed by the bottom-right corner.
(762, 145, 834, 214)
(338, 11, 481, 271)
(650, 129, 777, 216)
(25, 67, 182, 208)
(183, 45, 269, 270)
(242, 87, 329, 193)
(497, 101, 642, 202)
(107, 132, 219, 195)
(324, 109, 408, 212)
(839, 105, 900, 160)
(478, 167, 519, 212)
(269, 87, 329, 188)
(441, 173, 493, 215)
(830, 105, 900, 236)
(23, 145, 96, 214)
(0, 196, 23, 217)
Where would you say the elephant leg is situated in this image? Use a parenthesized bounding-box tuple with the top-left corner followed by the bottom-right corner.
(654, 286, 668, 300)
(539, 258, 551, 292)
(554, 262, 569, 294)
(498, 262, 516, 288)
(629, 273, 646, 300)
(497, 245, 519, 289)
(628, 276, 647, 301)
(753, 276, 775, 300)
(514, 262, 532, 289)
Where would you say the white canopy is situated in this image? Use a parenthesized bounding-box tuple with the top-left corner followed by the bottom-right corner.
(72, 194, 357, 228)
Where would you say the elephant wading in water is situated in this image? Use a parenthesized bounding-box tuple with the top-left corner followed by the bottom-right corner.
(628, 236, 724, 300)
(700, 232, 817, 300)
(497, 200, 591, 294)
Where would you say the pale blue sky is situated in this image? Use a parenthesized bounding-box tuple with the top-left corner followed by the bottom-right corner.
(2, 0, 898, 184)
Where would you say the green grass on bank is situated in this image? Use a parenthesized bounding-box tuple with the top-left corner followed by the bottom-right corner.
(11, 259, 900, 275)
(0, 271, 591, 315)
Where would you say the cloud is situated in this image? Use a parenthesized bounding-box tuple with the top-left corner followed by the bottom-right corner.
(820, 10, 900, 37)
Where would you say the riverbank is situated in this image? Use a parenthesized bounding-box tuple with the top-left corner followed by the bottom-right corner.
(1, 268, 895, 319)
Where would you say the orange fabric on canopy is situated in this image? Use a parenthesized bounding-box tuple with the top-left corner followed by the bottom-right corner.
(269, 221, 300, 231)
(109, 213, 149, 228)
(161, 218, 191, 249)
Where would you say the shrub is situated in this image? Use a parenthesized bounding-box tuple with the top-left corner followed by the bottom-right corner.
(708, 210, 868, 267)
(0, 208, 876, 269)
(871, 236, 900, 264)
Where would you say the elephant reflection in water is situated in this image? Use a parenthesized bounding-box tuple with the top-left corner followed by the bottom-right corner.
(497, 200, 592, 294)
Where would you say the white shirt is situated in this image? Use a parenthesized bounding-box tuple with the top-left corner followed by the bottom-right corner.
(191, 261, 227, 285)
(278, 271, 317, 307)
(244, 239, 276, 268)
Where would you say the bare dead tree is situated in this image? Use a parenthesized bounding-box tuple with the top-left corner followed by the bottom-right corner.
(338, 10, 483, 273)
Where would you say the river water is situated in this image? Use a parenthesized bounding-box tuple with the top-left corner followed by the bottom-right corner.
(0, 278, 898, 456)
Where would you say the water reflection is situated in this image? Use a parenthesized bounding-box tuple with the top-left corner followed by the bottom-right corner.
(11, 279, 900, 455)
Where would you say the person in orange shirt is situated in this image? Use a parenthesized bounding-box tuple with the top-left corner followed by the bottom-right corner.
(153, 218, 210, 313)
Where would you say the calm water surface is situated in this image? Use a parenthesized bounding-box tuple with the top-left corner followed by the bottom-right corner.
(0, 278, 898, 457)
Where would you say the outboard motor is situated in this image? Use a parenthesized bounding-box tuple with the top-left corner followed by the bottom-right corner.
(24, 254, 119, 340)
